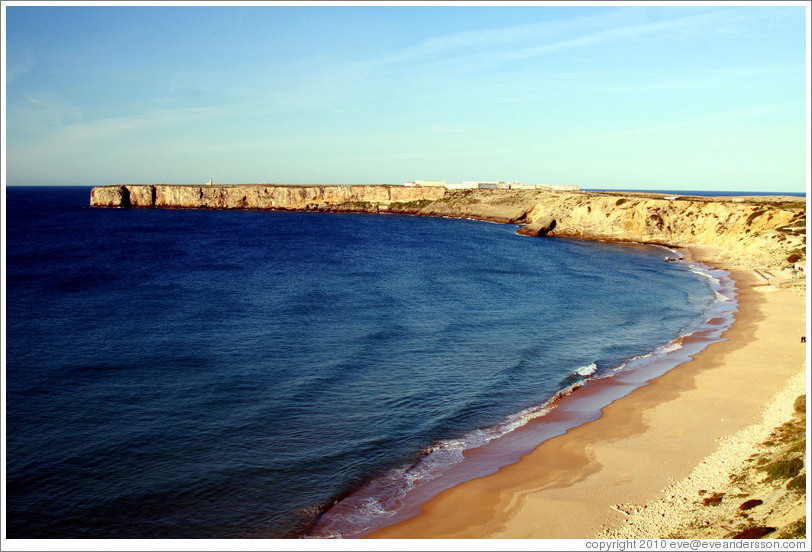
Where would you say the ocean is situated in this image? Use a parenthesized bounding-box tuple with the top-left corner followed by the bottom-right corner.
(4, 186, 736, 539)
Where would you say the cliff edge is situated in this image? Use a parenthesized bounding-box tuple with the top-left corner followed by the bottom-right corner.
(90, 184, 806, 277)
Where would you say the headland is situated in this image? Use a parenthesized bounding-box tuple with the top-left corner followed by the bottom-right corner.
(90, 184, 805, 275)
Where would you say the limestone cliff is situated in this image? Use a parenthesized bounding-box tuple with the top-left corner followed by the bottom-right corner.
(90, 184, 806, 273)
(513, 192, 806, 271)
(89, 184, 446, 211)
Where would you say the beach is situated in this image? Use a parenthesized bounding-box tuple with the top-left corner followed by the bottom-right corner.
(368, 250, 807, 539)
(8, 187, 805, 539)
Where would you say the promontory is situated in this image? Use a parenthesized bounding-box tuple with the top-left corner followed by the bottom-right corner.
(90, 184, 806, 281)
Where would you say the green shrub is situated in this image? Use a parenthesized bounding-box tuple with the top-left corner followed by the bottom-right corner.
(786, 472, 806, 493)
(765, 457, 804, 483)
(777, 517, 806, 539)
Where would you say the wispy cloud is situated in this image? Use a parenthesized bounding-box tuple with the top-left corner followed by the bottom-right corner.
(6, 104, 234, 185)
(7, 55, 35, 84)
(485, 8, 754, 64)
(25, 94, 83, 127)
(353, 6, 774, 77)
(166, 74, 179, 98)
(9, 106, 227, 157)
(358, 9, 633, 68)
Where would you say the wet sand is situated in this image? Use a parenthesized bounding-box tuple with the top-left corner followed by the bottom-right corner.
(368, 260, 806, 539)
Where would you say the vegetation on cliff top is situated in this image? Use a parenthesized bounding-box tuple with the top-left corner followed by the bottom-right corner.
(674, 395, 807, 539)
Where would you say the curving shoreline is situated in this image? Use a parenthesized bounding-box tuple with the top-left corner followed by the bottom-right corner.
(366, 260, 806, 539)
(308, 252, 741, 539)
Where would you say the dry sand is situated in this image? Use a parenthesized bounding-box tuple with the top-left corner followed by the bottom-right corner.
(369, 250, 807, 539)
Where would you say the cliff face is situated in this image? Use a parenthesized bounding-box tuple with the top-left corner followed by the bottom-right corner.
(90, 185, 806, 272)
(514, 193, 806, 270)
(89, 184, 446, 211)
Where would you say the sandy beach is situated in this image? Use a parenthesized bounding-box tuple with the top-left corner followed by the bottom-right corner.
(369, 250, 807, 539)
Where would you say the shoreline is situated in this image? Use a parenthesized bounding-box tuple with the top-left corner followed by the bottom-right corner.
(306, 247, 737, 539)
(367, 254, 807, 539)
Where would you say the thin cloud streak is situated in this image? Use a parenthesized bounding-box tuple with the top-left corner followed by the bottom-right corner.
(355, 7, 735, 75)
(7, 55, 35, 84)
(9, 106, 228, 155)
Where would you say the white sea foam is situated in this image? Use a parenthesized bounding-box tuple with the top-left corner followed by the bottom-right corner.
(612, 362, 628, 372)
(574, 362, 598, 376)
(308, 386, 578, 537)
(656, 245, 685, 260)
(689, 266, 718, 281)
(359, 497, 389, 516)
(713, 290, 732, 301)
(661, 338, 684, 354)
(688, 264, 736, 302)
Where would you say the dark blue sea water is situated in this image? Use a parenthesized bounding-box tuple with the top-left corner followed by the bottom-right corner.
(4, 186, 732, 539)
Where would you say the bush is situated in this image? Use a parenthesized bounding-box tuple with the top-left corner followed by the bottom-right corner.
(787, 473, 806, 493)
(765, 456, 804, 483)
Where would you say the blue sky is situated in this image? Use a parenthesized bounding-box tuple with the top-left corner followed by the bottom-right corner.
(3, 2, 809, 191)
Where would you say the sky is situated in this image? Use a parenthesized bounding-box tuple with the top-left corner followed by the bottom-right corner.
(2, 1, 809, 192)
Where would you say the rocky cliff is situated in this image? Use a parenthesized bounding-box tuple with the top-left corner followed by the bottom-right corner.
(89, 184, 446, 211)
(90, 184, 806, 273)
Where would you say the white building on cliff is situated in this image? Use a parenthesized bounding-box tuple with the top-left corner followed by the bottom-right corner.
(402, 180, 580, 191)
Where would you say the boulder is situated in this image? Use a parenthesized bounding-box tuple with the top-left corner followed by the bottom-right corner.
(732, 526, 776, 539)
